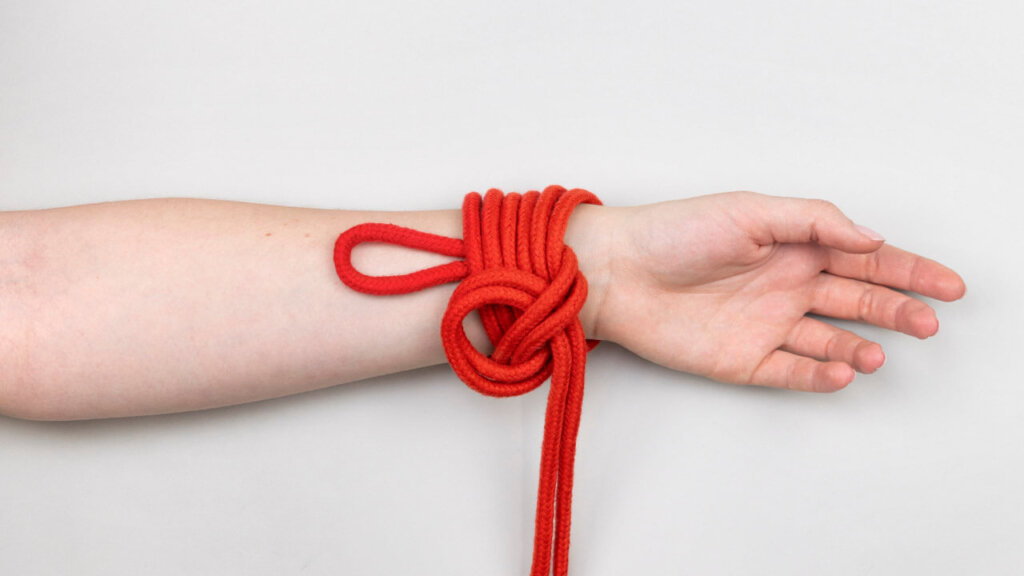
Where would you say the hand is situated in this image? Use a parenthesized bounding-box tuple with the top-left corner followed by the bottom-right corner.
(581, 191, 966, 392)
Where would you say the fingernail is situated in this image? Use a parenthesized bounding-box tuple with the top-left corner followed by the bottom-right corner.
(855, 224, 885, 242)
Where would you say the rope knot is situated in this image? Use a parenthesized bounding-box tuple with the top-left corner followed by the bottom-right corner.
(442, 243, 587, 397)
(333, 184, 601, 576)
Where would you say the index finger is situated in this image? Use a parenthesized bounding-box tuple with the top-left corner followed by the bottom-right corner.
(826, 244, 966, 301)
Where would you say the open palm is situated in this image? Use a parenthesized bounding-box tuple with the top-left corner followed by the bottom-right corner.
(592, 192, 966, 392)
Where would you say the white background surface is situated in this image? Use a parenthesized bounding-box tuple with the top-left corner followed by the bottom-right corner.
(1, 1, 1021, 574)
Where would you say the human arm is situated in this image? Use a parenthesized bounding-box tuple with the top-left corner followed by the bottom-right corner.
(0, 192, 965, 420)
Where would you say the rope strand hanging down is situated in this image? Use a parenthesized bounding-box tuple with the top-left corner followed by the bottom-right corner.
(333, 184, 601, 576)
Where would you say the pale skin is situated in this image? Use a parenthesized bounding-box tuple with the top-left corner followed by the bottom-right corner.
(0, 192, 966, 421)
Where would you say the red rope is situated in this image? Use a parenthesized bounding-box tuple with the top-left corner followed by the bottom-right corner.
(334, 185, 601, 575)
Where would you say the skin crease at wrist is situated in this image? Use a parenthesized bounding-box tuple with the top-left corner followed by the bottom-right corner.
(563, 203, 619, 341)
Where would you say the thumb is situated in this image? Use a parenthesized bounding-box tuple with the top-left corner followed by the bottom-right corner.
(752, 194, 885, 253)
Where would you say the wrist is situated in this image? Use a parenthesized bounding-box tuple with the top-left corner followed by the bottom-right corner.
(563, 203, 620, 341)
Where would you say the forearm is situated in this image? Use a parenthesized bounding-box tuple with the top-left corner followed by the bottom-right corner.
(0, 197, 607, 420)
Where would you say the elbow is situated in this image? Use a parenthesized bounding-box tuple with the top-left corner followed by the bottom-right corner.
(1, 211, 98, 422)
(0, 213, 74, 422)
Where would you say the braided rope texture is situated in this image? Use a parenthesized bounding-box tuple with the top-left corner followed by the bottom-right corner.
(334, 184, 602, 576)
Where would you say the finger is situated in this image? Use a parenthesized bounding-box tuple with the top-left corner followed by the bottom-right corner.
(748, 349, 855, 393)
(747, 193, 885, 254)
(826, 244, 967, 302)
(812, 273, 939, 339)
(782, 316, 885, 374)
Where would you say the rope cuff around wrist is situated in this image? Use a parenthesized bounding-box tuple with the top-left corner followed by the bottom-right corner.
(333, 184, 601, 576)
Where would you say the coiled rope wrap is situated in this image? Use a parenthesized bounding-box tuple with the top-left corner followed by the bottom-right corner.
(333, 185, 601, 576)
